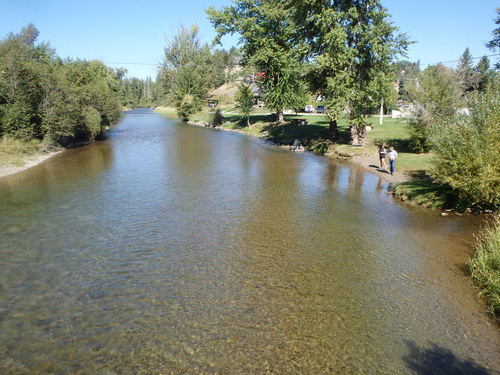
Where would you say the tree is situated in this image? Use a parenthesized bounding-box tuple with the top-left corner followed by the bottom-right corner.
(475, 56, 496, 92)
(392, 60, 421, 103)
(207, 0, 307, 123)
(406, 64, 463, 152)
(161, 25, 214, 121)
(0, 24, 50, 139)
(456, 47, 477, 93)
(486, 8, 500, 69)
(0, 25, 122, 146)
(429, 77, 500, 209)
(235, 83, 254, 127)
(295, 0, 410, 144)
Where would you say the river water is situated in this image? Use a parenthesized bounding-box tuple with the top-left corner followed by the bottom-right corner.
(0, 108, 499, 374)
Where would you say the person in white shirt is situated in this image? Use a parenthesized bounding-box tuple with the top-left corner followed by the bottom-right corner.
(388, 147, 398, 175)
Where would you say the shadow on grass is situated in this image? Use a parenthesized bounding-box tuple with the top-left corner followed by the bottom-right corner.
(372, 137, 412, 153)
(266, 123, 330, 144)
(392, 174, 463, 210)
(403, 340, 490, 375)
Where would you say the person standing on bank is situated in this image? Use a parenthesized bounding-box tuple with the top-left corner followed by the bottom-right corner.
(378, 145, 387, 170)
(388, 146, 398, 175)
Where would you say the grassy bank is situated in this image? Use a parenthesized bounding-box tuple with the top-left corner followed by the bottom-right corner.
(0, 137, 50, 166)
(469, 215, 500, 317)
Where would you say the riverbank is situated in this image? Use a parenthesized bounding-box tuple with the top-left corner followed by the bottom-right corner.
(0, 150, 62, 178)
(339, 152, 411, 184)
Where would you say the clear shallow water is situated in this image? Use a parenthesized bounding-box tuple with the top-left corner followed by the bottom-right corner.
(0, 108, 499, 374)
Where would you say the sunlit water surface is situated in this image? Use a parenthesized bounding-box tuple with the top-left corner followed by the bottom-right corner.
(0, 108, 499, 374)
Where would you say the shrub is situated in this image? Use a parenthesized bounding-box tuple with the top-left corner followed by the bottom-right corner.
(428, 79, 500, 209)
(209, 109, 224, 126)
(469, 214, 500, 316)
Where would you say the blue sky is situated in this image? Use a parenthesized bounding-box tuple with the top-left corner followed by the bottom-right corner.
(1, 0, 498, 79)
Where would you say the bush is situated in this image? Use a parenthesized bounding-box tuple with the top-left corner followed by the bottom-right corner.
(428, 79, 500, 209)
(469, 214, 500, 316)
(209, 109, 224, 126)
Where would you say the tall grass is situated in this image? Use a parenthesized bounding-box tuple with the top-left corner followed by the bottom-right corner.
(0, 136, 46, 166)
(469, 214, 500, 316)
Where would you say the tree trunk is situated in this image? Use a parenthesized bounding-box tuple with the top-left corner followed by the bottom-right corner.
(276, 109, 284, 123)
(350, 124, 367, 145)
(329, 119, 338, 140)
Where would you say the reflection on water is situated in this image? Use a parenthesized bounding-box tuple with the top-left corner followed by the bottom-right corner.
(0, 108, 499, 374)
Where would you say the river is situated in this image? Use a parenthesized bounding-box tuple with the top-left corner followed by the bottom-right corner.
(0, 108, 499, 374)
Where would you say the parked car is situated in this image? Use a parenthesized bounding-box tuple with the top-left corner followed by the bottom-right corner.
(304, 105, 315, 113)
(316, 105, 327, 113)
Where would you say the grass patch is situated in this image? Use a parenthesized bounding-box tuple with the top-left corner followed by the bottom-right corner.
(469, 214, 500, 316)
(154, 106, 178, 116)
(0, 137, 47, 167)
(392, 174, 464, 210)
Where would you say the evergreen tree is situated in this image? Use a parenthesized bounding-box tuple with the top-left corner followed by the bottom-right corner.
(235, 83, 254, 127)
(475, 56, 496, 92)
(456, 47, 477, 93)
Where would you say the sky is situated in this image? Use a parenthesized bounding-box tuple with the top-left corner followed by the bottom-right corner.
(1, 0, 498, 80)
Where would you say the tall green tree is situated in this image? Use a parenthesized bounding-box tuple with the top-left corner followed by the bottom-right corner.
(297, 0, 409, 143)
(207, 0, 307, 123)
(0, 24, 52, 139)
(160, 25, 214, 121)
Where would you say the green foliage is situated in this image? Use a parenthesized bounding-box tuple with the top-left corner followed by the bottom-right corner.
(235, 83, 254, 126)
(178, 94, 201, 122)
(457, 47, 477, 93)
(486, 8, 500, 69)
(407, 119, 429, 154)
(0, 24, 48, 139)
(161, 25, 213, 121)
(475, 56, 496, 92)
(83, 106, 102, 141)
(392, 176, 462, 210)
(407, 64, 463, 153)
(469, 214, 500, 316)
(0, 135, 48, 166)
(0, 25, 122, 147)
(429, 79, 500, 209)
(207, 0, 307, 123)
(301, 1, 409, 136)
(209, 109, 224, 126)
